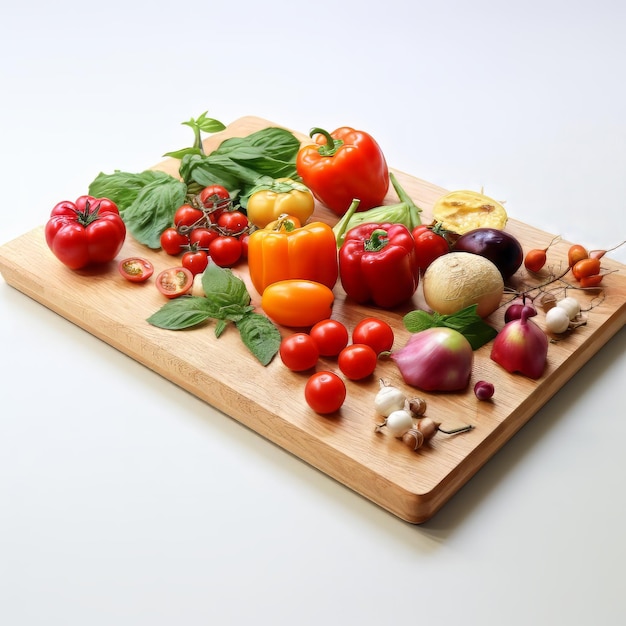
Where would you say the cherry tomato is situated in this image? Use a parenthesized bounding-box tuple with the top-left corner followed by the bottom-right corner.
(160, 227, 189, 255)
(199, 185, 231, 222)
(156, 267, 193, 298)
(174, 204, 204, 229)
(337, 344, 378, 380)
(181, 249, 209, 276)
(239, 233, 250, 260)
(118, 257, 154, 283)
(279, 333, 320, 371)
(189, 227, 218, 249)
(208, 236, 242, 267)
(309, 319, 349, 357)
(304, 371, 347, 414)
(217, 210, 249, 234)
(412, 224, 449, 271)
(352, 317, 395, 354)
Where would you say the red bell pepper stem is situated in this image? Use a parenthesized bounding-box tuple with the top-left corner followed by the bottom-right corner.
(364, 229, 389, 252)
(309, 127, 344, 157)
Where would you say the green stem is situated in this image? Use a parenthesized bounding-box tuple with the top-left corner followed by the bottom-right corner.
(390, 172, 421, 229)
(192, 123, 205, 155)
(310, 127, 344, 157)
(333, 199, 361, 248)
(364, 229, 389, 252)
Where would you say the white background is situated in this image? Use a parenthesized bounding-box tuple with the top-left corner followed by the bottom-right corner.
(2, 1, 626, 624)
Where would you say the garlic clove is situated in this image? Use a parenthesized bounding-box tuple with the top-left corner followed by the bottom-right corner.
(384, 410, 415, 438)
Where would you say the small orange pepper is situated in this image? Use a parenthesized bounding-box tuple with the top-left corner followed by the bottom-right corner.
(247, 221, 338, 295)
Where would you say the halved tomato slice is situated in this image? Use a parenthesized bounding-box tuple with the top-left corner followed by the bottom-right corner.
(118, 257, 154, 283)
(156, 267, 193, 298)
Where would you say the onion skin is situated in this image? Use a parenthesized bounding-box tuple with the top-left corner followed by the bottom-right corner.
(504, 302, 537, 323)
(453, 228, 524, 280)
(490, 306, 548, 379)
(391, 327, 474, 391)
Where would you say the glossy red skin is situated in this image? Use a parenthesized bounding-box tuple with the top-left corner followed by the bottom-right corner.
(160, 228, 189, 255)
(174, 204, 204, 229)
(296, 127, 389, 215)
(304, 371, 347, 414)
(309, 319, 349, 357)
(181, 249, 209, 275)
(279, 333, 320, 371)
(352, 317, 394, 354)
(217, 210, 249, 235)
(338, 343, 378, 380)
(45, 196, 126, 270)
(208, 236, 242, 267)
(189, 227, 219, 249)
(411, 225, 450, 272)
(339, 222, 419, 308)
(199, 185, 231, 222)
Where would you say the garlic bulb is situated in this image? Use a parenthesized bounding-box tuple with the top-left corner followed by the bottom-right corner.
(374, 379, 406, 417)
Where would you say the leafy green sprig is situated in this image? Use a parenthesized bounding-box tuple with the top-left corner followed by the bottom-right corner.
(403, 304, 497, 350)
(88, 112, 301, 248)
(147, 263, 281, 366)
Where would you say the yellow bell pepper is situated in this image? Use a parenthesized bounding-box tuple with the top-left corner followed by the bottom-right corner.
(246, 178, 315, 228)
(247, 221, 338, 295)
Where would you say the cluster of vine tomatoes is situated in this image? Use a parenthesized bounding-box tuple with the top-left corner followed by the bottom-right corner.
(159, 185, 251, 274)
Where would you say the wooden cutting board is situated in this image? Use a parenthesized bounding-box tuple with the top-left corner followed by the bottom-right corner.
(1, 116, 625, 523)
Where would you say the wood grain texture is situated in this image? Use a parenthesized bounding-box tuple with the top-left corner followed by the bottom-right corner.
(1, 116, 625, 523)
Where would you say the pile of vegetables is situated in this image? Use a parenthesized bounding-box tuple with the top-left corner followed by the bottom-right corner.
(42, 110, 624, 458)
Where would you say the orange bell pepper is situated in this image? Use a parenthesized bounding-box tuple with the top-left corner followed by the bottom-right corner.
(247, 221, 338, 295)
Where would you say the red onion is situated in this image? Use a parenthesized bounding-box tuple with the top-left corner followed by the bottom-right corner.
(490, 306, 548, 379)
(504, 302, 537, 323)
(391, 327, 473, 391)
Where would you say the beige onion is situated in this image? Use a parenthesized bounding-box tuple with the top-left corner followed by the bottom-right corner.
(422, 252, 504, 317)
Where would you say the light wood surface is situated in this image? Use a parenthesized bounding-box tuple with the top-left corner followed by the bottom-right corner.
(1, 116, 625, 523)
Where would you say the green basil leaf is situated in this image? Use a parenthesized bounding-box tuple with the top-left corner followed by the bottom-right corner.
(122, 175, 187, 248)
(201, 263, 251, 310)
(459, 321, 498, 350)
(403, 309, 437, 333)
(236, 312, 282, 366)
(179, 127, 300, 207)
(147, 296, 213, 330)
(214, 319, 228, 338)
(88, 170, 171, 212)
(162, 147, 203, 160)
(403, 304, 497, 350)
(193, 113, 226, 134)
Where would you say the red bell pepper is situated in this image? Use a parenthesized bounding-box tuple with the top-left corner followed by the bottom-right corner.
(339, 223, 419, 308)
(296, 127, 389, 216)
